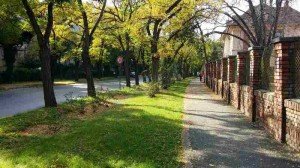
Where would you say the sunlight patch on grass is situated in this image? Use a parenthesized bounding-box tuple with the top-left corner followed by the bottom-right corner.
(0, 79, 191, 167)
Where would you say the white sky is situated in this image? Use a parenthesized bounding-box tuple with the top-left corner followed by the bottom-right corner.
(87, 0, 300, 39)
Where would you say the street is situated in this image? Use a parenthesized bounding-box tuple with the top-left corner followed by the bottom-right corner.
(0, 78, 141, 118)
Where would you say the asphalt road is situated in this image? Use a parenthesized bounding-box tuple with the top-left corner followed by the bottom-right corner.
(0, 78, 142, 118)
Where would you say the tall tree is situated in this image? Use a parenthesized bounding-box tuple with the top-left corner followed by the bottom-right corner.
(76, 0, 106, 97)
(21, 0, 61, 107)
(105, 0, 142, 87)
(0, 0, 32, 83)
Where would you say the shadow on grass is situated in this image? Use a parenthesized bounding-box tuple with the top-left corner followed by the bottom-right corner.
(0, 79, 192, 167)
(0, 106, 183, 167)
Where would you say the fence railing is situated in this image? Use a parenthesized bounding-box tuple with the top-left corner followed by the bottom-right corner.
(292, 41, 300, 98)
(260, 45, 275, 91)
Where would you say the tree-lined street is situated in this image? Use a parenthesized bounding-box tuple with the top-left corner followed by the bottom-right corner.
(1, 0, 300, 167)
(0, 78, 142, 118)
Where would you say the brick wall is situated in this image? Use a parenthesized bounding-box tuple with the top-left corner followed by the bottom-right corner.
(240, 85, 252, 118)
(214, 78, 218, 94)
(223, 81, 229, 102)
(254, 90, 277, 136)
(203, 37, 300, 151)
(284, 100, 300, 151)
(230, 83, 239, 109)
(218, 79, 222, 96)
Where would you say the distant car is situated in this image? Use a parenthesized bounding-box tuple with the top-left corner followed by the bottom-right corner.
(130, 72, 135, 78)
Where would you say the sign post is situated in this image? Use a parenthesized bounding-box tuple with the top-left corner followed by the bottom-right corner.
(117, 56, 124, 89)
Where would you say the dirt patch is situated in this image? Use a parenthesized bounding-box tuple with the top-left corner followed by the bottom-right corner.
(113, 95, 128, 100)
(20, 124, 67, 136)
(67, 102, 113, 119)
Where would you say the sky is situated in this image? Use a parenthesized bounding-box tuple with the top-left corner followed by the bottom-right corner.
(88, 0, 300, 39)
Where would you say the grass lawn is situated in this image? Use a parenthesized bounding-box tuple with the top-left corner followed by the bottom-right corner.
(0, 79, 190, 168)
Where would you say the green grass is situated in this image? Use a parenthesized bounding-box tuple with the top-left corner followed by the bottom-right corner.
(0, 79, 190, 168)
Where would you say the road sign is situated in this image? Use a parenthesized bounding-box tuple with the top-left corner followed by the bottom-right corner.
(117, 56, 124, 64)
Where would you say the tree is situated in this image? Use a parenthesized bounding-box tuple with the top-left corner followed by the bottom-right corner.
(0, 0, 32, 83)
(105, 0, 143, 87)
(76, 0, 106, 97)
(21, 0, 66, 107)
(137, 0, 208, 82)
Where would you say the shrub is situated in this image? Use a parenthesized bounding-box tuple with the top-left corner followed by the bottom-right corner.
(12, 68, 41, 82)
(147, 82, 160, 98)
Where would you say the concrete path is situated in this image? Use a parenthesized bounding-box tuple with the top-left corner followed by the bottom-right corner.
(183, 79, 300, 168)
(0, 78, 142, 118)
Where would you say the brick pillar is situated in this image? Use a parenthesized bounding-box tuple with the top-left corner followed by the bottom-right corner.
(226, 55, 236, 104)
(221, 58, 227, 98)
(205, 63, 209, 86)
(212, 62, 216, 91)
(216, 60, 221, 94)
(236, 52, 248, 109)
(210, 62, 213, 89)
(273, 37, 295, 142)
(249, 46, 263, 122)
(236, 52, 248, 85)
(227, 56, 236, 83)
(217, 60, 221, 79)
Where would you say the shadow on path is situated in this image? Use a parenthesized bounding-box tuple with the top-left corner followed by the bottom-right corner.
(183, 79, 300, 168)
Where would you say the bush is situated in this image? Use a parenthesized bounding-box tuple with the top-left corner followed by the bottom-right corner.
(12, 68, 41, 82)
(147, 82, 160, 98)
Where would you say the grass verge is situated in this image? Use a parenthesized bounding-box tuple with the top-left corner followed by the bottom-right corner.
(0, 79, 190, 167)
(0, 80, 76, 91)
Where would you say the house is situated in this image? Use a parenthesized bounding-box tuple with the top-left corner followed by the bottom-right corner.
(0, 43, 30, 72)
(221, 3, 300, 57)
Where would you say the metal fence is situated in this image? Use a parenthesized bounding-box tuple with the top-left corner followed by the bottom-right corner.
(260, 46, 275, 91)
(244, 54, 250, 85)
(234, 57, 237, 82)
(291, 42, 300, 98)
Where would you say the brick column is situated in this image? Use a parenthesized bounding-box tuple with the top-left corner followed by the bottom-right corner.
(212, 62, 216, 91)
(221, 58, 227, 98)
(227, 55, 236, 83)
(210, 62, 213, 89)
(236, 52, 248, 85)
(226, 56, 236, 104)
(249, 46, 263, 122)
(216, 60, 221, 94)
(273, 37, 296, 142)
(236, 52, 248, 109)
(217, 60, 221, 79)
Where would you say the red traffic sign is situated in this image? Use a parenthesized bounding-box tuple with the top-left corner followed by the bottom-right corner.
(117, 56, 124, 64)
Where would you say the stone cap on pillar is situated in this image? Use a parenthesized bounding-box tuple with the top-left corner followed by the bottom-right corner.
(237, 50, 248, 55)
(227, 55, 237, 59)
(272, 36, 300, 44)
(248, 46, 263, 51)
(237, 51, 248, 59)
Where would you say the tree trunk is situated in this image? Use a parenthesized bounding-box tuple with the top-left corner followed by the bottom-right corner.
(151, 40, 160, 82)
(50, 55, 57, 83)
(133, 57, 139, 85)
(3, 45, 17, 83)
(82, 39, 96, 97)
(74, 59, 80, 82)
(40, 44, 57, 107)
(124, 51, 131, 87)
(140, 48, 147, 83)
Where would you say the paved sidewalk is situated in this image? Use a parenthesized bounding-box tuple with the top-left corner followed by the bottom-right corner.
(183, 79, 300, 168)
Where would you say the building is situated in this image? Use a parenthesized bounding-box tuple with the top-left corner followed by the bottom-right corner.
(221, 4, 300, 57)
(0, 43, 30, 72)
